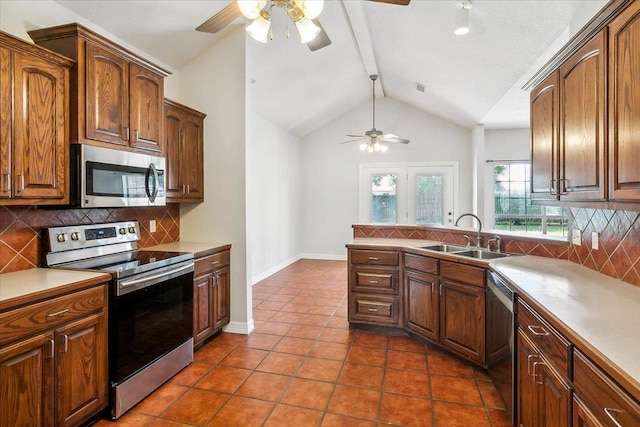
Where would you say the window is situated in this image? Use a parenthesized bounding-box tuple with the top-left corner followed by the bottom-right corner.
(360, 163, 458, 225)
(494, 163, 567, 236)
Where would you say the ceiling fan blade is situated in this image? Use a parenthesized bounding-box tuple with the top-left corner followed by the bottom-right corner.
(366, 0, 410, 5)
(196, 2, 241, 33)
(307, 19, 332, 51)
(346, 134, 366, 138)
(381, 134, 410, 144)
(340, 138, 367, 144)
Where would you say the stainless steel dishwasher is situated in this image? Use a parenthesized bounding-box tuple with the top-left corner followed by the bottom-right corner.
(486, 270, 515, 425)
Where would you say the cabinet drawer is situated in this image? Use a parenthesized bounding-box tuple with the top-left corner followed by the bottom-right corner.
(441, 261, 484, 287)
(350, 250, 399, 266)
(0, 286, 106, 345)
(350, 267, 399, 295)
(404, 253, 438, 275)
(574, 350, 640, 427)
(195, 250, 230, 276)
(349, 294, 400, 326)
(517, 299, 571, 378)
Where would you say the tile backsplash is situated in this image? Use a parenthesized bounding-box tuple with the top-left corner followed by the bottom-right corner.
(567, 208, 640, 286)
(354, 208, 640, 288)
(0, 204, 180, 273)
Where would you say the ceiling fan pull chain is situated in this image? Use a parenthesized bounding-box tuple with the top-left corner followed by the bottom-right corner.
(371, 74, 377, 129)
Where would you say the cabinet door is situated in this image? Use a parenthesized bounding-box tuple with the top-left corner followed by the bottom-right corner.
(55, 312, 107, 427)
(609, 1, 640, 201)
(531, 71, 559, 200)
(517, 329, 540, 427)
(181, 112, 204, 201)
(573, 396, 604, 427)
(559, 31, 607, 201)
(0, 46, 10, 199)
(405, 270, 439, 341)
(12, 51, 67, 201)
(194, 273, 214, 345)
(0, 333, 55, 427)
(538, 362, 572, 427)
(129, 62, 163, 153)
(85, 42, 129, 147)
(164, 103, 184, 200)
(213, 266, 231, 330)
(439, 280, 485, 364)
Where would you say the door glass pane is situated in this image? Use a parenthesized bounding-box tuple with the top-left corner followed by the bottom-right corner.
(371, 174, 397, 223)
(415, 174, 443, 225)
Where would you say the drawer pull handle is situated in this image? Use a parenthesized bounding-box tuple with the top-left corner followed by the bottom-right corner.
(46, 308, 69, 317)
(603, 408, 624, 427)
(369, 280, 379, 284)
(527, 325, 549, 336)
(527, 354, 538, 376)
(60, 334, 69, 353)
(211, 260, 220, 265)
(368, 257, 379, 261)
(532, 361, 544, 385)
(367, 308, 378, 312)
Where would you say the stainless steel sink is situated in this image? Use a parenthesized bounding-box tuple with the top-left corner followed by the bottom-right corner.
(454, 250, 510, 259)
(420, 244, 469, 253)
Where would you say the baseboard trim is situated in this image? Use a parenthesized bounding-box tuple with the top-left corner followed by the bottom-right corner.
(222, 320, 254, 335)
(251, 253, 347, 285)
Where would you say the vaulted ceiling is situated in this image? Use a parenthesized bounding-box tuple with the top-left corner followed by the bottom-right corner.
(54, 0, 605, 136)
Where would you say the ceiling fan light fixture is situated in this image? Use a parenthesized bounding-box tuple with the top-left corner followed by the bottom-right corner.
(246, 11, 271, 43)
(454, 0, 472, 36)
(295, 17, 321, 43)
(238, 0, 267, 19)
(294, 0, 324, 19)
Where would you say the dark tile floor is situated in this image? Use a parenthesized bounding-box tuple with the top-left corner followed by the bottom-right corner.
(96, 259, 512, 427)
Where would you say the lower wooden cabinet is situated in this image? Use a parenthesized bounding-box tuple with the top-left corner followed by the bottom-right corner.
(405, 269, 439, 341)
(517, 323, 571, 427)
(0, 284, 108, 427)
(193, 249, 231, 346)
(439, 279, 485, 364)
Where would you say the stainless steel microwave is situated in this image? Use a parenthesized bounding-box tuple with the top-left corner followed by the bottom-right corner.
(71, 144, 166, 208)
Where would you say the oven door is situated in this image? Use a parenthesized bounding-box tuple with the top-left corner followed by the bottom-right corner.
(111, 262, 193, 385)
(73, 144, 166, 208)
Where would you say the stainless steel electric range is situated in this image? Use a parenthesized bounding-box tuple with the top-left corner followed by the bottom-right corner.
(44, 221, 194, 419)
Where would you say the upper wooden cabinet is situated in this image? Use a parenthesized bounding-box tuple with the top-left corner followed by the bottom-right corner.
(28, 23, 169, 155)
(528, 0, 640, 206)
(164, 99, 206, 203)
(558, 31, 607, 202)
(530, 31, 607, 202)
(0, 31, 73, 206)
(608, 1, 640, 202)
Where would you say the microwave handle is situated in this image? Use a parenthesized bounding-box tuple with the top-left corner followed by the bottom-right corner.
(146, 163, 159, 202)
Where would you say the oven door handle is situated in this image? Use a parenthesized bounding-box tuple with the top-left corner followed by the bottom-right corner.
(119, 263, 194, 289)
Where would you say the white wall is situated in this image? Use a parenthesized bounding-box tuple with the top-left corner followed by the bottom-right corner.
(482, 128, 531, 228)
(178, 26, 252, 334)
(301, 97, 473, 258)
(246, 112, 303, 284)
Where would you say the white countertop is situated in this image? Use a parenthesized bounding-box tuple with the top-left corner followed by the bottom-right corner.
(491, 255, 640, 397)
(0, 268, 110, 306)
(145, 241, 230, 254)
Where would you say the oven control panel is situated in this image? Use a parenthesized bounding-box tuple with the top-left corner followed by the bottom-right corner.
(45, 221, 141, 253)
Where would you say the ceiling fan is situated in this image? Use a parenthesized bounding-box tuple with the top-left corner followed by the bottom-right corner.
(342, 74, 410, 152)
(196, 0, 410, 52)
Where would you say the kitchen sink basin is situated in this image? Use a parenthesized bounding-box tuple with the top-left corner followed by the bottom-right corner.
(454, 250, 510, 259)
(420, 244, 469, 253)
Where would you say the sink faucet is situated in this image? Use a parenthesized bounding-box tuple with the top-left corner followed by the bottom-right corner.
(486, 236, 502, 253)
(454, 213, 482, 248)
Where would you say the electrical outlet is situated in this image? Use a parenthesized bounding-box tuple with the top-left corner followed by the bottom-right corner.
(592, 232, 599, 250)
(149, 220, 156, 233)
(571, 229, 582, 246)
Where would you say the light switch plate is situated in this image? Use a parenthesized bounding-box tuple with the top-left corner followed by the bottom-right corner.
(592, 232, 599, 250)
(149, 219, 156, 233)
(572, 229, 582, 246)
